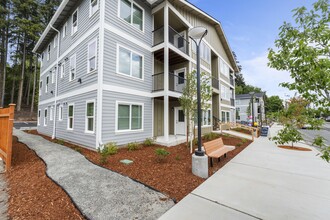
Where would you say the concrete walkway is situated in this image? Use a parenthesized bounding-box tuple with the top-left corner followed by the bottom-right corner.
(13, 130, 174, 220)
(160, 124, 330, 220)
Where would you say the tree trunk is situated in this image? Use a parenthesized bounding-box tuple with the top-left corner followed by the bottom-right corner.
(10, 75, 15, 103)
(30, 55, 37, 116)
(0, 0, 8, 107)
(26, 75, 31, 106)
(16, 33, 27, 111)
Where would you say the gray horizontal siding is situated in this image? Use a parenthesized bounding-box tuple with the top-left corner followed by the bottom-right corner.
(105, 0, 152, 45)
(103, 29, 152, 92)
(57, 30, 99, 95)
(102, 91, 152, 146)
(38, 90, 98, 149)
(40, 0, 100, 74)
(37, 104, 55, 137)
(39, 67, 56, 102)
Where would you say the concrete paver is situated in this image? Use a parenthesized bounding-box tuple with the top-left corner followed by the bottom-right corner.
(14, 129, 174, 220)
(160, 124, 330, 220)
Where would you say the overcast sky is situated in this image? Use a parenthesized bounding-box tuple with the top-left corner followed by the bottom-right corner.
(188, 0, 315, 99)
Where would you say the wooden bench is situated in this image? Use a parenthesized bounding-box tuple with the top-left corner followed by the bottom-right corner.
(203, 138, 235, 167)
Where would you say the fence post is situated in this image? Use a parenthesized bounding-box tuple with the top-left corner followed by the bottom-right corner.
(6, 104, 15, 170)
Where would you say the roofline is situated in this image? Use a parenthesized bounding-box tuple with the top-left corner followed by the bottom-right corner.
(33, 0, 70, 53)
(178, 0, 239, 72)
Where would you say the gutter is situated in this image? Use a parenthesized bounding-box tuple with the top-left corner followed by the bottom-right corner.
(50, 24, 61, 140)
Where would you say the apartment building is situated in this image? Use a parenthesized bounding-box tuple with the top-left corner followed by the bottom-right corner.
(235, 93, 266, 125)
(33, 0, 239, 148)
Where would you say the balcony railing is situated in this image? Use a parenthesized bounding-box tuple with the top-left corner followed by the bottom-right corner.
(153, 26, 189, 55)
(230, 76, 234, 86)
(212, 77, 219, 90)
(153, 72, 186, 93)
(231, 98, 235, 106)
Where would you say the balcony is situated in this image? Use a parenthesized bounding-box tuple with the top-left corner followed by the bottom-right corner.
(153, 72, 186, 93)
(230, 76, 235, 86)
(212, 77, 219, 90)
(153, 26, 189, 55)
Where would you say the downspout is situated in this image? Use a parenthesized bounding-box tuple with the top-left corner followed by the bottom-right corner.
(50, 24, 60, 139)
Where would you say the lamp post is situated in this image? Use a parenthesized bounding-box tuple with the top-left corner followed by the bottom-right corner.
(249, 92, 255, 127)
(189, 27, 208, 157)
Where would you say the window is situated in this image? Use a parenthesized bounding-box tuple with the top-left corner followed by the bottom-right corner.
(88, 39, 97, 73)
(117, 46, 143, 79)
(69, 54, 76, 81)
(46, 76, 49, 93)
(221, 85, 230, 100)
(117, 103, 143, 131)
(220, 59, 230, 78)
(62, 22, 67, 38)
(39, 81, 42, 96)
(203, 109, 211, 126)
(90, 0, 98, 16)
(72, 10, 78, 35)
(226, 112, 230, 122)
(52, 68, 56, 83)
(86, 101, 95, 132)
(192, 41, 210, 63)
(119, 0, 143, 31)
(47, 44, 51, 61)
(53, 35, 57, 48)
(60, 62, 65, 78)
(41, 53, 44, 68)
(50, 106, 53, 121)
(38, 110, 41, 125)
(68, 105, 74, 130)
(44, 108, 48, 126)
(59, 105, 63, 121)
(221, 111, 226, 122)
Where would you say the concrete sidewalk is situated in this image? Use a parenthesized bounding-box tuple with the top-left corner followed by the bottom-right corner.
(160, 124, 330, 220)
(13, 130, 174, 220)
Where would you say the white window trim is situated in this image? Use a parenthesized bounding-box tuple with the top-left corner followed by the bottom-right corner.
(44, 108, 48, 126)
(116, 44, 144, 81)
(39, 80, 43, 96)
(37, 109, 41, 125)
(71, 9, 79, 36)
(45, 75, 49, 93)
(62, 22, 68, 39)
(47, 44, 51, 61)
(58, 104, 63, 121)
(89, 0, 99, 17)
(60, 62, 65, 78)
(50, 106, 54, 121)
(69, 54, 77, 82)
(117, 0, 145, 33)
(221, 110, 231, 123)
(67, 103, 74, 130)
(115, 101, 144, 133)
(87, 38, 98, 74)
(85, 99, 96, 133)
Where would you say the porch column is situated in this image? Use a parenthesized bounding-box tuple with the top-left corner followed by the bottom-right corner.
(163, 3, 169, 140)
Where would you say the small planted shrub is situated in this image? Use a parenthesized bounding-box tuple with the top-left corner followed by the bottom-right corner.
(143, 138, 155, 146)
(55, 139, 65, 145)
(74, 147, 82, 153)
(127, 142, 140, 151)
(175, 155, 181, 161)
(236, 142, 242, 147)
(203, 132, 220, 141)
(98, 142, 118, 164)
(193, 138, 198, 146)
(241, 138, 247, 143)
(155, 148, 170, 162)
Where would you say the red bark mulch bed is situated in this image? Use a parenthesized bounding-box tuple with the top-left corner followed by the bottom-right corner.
(25, 130, 252, 202)
(231, 127, 252, 135)
(278, 145, 312, 151)
(6, 136, 84, 220)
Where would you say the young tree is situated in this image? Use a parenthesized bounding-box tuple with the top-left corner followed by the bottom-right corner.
(271, 124, 304, 148)
(268, 0, 330, 107)
(265, 96, 284, 114)
(179, 70, 212, 152)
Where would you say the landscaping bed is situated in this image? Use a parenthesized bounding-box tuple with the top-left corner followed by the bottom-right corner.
(6, 136, 84, 220)
(25, 130, 252, 202)
(232, 127, 252, 135)
(278, 145, 312, 151)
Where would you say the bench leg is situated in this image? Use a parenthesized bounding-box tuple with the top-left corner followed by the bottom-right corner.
(218, 157, 220, 162)
(224, 153, 227, 158)
(210, 158, 213, 167)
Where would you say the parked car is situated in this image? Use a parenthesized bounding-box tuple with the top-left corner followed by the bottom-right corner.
(326, 116, 330, 122)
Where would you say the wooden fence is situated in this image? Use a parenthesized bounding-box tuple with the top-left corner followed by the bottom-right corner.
(0, 104, 15, 171)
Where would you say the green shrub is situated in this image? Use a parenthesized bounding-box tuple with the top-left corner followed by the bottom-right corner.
(241, 138, 247, 143)
(127, 142, 140, 151)
(236, 142, 242, 147)
(155, 148, 170, 162)
(203, 132, 220, 141)
(98, 142, 118, 164)
(193, 138, 198, 146)
(175, 155, 181, 161)
(143, 138, 155, 146)
(74, 147, 82, 153)
(55, 139, 65, 145)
